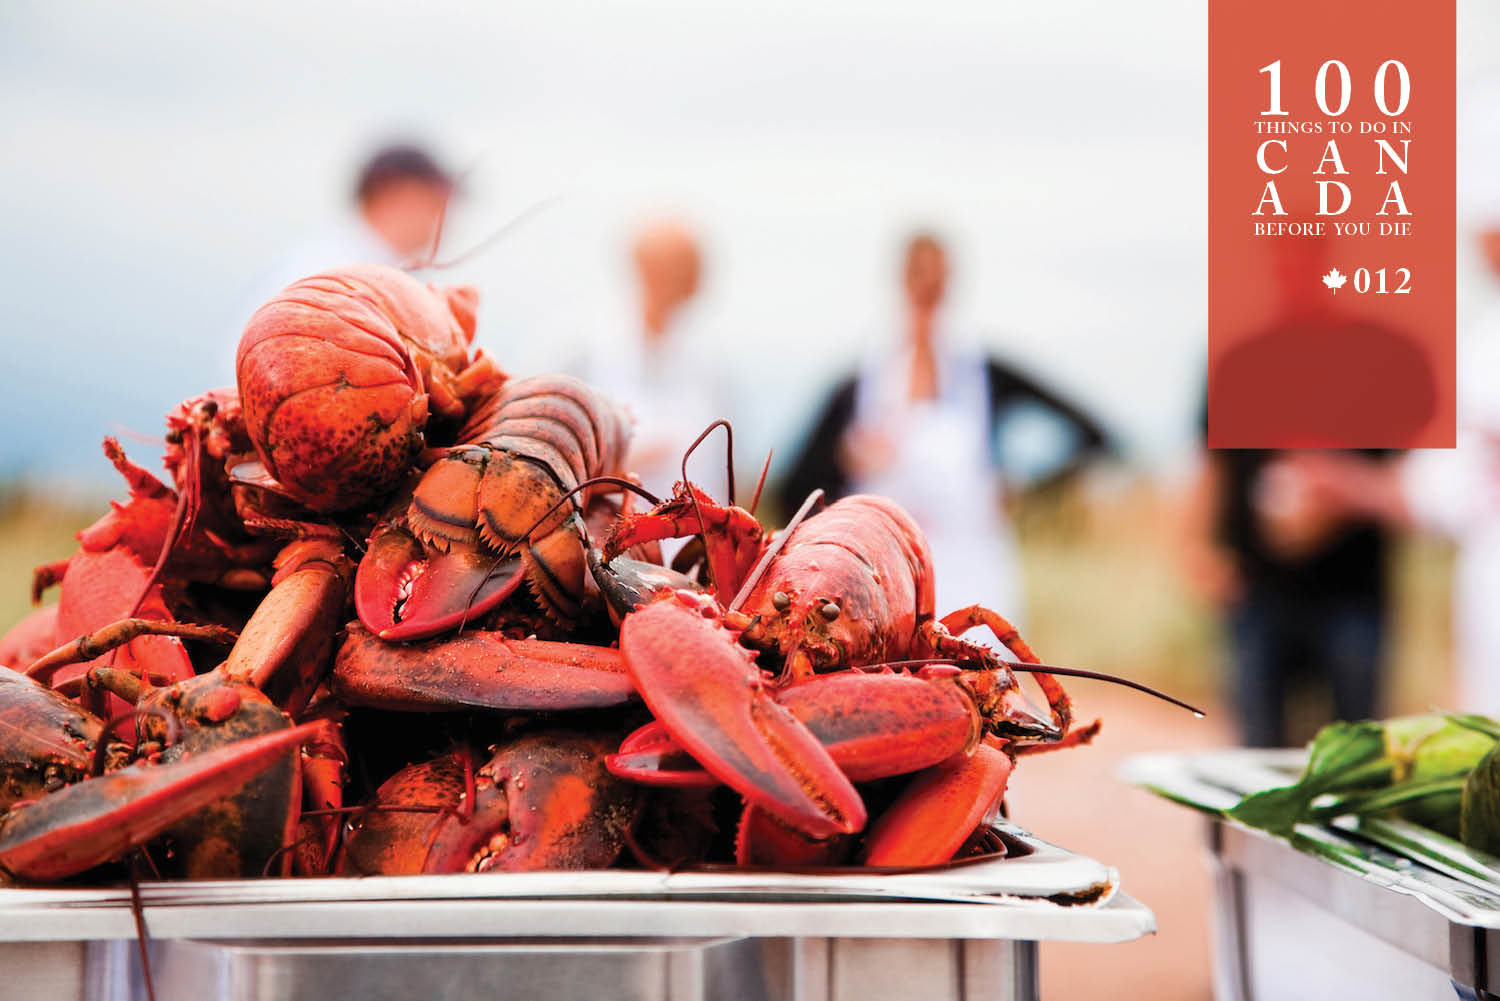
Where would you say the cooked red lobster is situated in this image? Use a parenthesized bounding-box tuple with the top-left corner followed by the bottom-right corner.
(236, 264, 503, 513)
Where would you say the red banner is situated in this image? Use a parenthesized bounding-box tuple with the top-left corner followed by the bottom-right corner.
(1207, 0, 1455, 448)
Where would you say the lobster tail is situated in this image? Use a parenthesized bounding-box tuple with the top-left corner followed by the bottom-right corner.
(236, 265, 500, 513)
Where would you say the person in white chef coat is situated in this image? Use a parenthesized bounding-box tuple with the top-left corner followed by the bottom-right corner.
(583, 219, 728, 501)
(780, 232, 1113, 622)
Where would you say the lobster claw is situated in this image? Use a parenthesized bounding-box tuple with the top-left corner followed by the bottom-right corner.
(333, 623, 635, 713)
(355, 522, 525, 642)
(861, 742, 1013, 868)
(619, 591, 866, 839)
(0, 721, 325, 882)
(736, 804, 846, 867)
(424, 732, 636, 873)
(343, 734, 636, 874)
(606, 721, 718, 787)
(607, 672, 979, 787)
(587, 549, 703, 625)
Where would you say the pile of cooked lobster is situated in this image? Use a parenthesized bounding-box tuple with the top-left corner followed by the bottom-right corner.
(0, 264, 1188, 884)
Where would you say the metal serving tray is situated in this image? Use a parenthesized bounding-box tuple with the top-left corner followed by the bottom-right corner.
(0, 821, 1154, 1001)
(1124, 749, 1500, 1001)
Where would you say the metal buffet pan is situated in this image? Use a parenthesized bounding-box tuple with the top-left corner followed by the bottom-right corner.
(0, 821, 1153, 1001)
(1123, 749, 1500, 1001)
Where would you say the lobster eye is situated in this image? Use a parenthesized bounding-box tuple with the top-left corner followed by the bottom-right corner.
(772, 591, 791, 611)
(819, 601, 841, 622)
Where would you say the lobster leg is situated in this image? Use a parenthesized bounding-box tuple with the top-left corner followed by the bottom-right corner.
(618, 592, 866, 838)
(603, 485, 766, 605)
(49, 548, 197, 712)
(221, 541, 349, 717)
(295, 701, 347, 875)
(861, 742, 1013, 868)
(30, 562, 70, 604)
(25, 620, 239, 685)
(922, 606, 1073, 738)
(1013, 719, 1101, 756)
(332, 623, 635, 712)
(0, 722, 325, 882)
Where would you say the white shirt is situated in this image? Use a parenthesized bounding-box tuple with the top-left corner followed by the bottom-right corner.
(230, 219, 402, 370)
(1403, 309, 1500, 712)
(849, 341, 1024, 625)
(582, 303, 728, 500)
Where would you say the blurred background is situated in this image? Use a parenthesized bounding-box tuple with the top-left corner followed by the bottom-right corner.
(4, 1, 1500, 997)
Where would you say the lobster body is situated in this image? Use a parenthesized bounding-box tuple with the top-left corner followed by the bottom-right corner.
(601, 489, 1079, 859)
(356, 374, 633, 638)
(737, 495, 935, 675)
(236, 265, 501, 513)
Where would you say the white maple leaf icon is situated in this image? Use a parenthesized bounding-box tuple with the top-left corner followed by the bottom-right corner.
(1321, 267, 1348, 292)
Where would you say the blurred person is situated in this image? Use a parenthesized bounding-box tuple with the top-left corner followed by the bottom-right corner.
(780, 231, 1112, 620)
(584, 219, 727, 499)
(1273, 223, 1500, 716)
(235, 143, 454, 334)
(1187, 237, 1434, 747)
(1403, 224, 1500, 714)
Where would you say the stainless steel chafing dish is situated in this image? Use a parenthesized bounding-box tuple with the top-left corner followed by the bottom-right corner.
(0, 820, 1153, 1001)
(1126, 748, 1500, 1001)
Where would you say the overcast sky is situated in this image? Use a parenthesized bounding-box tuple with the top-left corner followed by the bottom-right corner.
(3, 0, 1498, 490)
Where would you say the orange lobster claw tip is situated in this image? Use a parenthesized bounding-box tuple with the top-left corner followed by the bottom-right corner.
(355, 526, 526, 642)
(606, 721, 718, 787)
(861, 742, 1013, 868)
(619, 592, 866, 839)
(0, 721, 326, 883)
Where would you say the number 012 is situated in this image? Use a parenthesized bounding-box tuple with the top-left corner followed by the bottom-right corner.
(1353, 267, 1412, 294)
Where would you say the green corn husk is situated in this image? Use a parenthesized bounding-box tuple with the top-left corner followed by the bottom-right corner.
(1227, 714, 1497, 838)
(1461, 740, 1500, 855)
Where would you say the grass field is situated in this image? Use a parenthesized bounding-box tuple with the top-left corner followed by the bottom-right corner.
(1016, 471, 1457, 729)
(0, 489, 96, 634)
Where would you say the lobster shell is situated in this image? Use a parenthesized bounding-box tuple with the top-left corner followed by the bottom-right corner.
(236, 264, 492, 513)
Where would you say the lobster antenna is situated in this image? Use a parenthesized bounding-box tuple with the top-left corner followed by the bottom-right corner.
(403, 156, 476, 270)
(866, 659, 1204, 717)
(678, 420, 737, 586)
(409, 169, 456, 271)
(458, 475, 662, 625)
(728, 488, 822, 612)
(409, 194, 566, 272)
(748, 449, 773, 517)
(681, 419, 736, 507)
